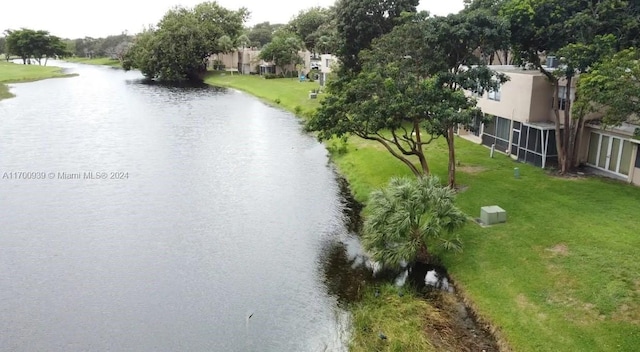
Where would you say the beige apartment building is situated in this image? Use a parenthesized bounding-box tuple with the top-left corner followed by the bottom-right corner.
(318, 54, 337, 86)
(459, 65, 640, 186)
(209, 50, 313, 76)
(209, 49, 261, 74)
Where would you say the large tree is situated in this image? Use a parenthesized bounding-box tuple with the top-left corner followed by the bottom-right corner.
(575, 48, 640, 128)
(258, 32, 303, 77)
(333, 0, 419, 74)
(287, 7, 332, 54)
(5, 29, 38, 64)
(421, 11, 509, 186)
(123, 2, 248, 82)
(5, 29, 68, 65)
(501, 0, 640, 172)
(41, 35, 67, 65)
(246, 22, 283, 48)
(102, 33, 133, 59)
(363, 176, 466, 268)
(307, 12, 507, 187)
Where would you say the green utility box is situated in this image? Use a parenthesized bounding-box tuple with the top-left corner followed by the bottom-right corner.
(480, 205, 507, 225)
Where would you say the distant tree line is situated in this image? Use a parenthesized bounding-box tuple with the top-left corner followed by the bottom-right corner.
(65, 33, 133, 62)
(0, 29, 134, 65)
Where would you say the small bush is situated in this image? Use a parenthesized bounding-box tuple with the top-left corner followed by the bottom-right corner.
(274, 98, 281, 104)
(264, 73, 278, 79)
(294, 105, 302, 115)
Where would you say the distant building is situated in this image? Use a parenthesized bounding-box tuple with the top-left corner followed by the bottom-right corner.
(318, 54, 337, 86)
(209, 50, 312, 76)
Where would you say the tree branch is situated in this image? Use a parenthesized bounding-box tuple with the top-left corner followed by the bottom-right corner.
(356, 133, 421, 176)
(375, 131, 414, 156)
(392, 128, 417, 153)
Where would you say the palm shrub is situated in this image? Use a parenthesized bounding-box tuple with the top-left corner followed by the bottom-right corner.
(362, 176, 466, 269)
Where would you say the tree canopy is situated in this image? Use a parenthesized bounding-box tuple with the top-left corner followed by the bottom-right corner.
(576, 48, 640, 128)
(258, 32, 304, 77)
(122, 2, 248, 82)
(334, 0, 419, 74)
(307, 11, 507, 186)
(246, 22, 284, 48)
(4, 28, 68, 65)
(287, 7, 334, 54)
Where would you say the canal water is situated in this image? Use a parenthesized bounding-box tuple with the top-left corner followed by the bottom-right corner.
(0, 62, 352, 351)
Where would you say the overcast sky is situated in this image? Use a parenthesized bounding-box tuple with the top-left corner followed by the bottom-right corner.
(1, 0, 465, 39)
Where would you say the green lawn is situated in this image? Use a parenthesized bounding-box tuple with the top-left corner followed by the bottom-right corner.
(337, 135, 640, 352)
(204, 72, 321, 117)
(0, 61, 75, 101)
(206, 74, 640, 351)
(65, 57, 121, 67)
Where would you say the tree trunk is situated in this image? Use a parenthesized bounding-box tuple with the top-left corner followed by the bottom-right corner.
(446, 127, 456, 188)
(417, 243, 430, 264)
(549, 79, 566, 173)
(413, 120, 430, 175)
(562, 76, 573, 172)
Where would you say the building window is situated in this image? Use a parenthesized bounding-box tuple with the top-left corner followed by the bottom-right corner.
(494, 116, 509, 140)
(488, 87, 501, 101)
(636, 145, 640, 168)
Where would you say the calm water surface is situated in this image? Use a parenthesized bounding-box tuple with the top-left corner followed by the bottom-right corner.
(0, 62, 352, 351)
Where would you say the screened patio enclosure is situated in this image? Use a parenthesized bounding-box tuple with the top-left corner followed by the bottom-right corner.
(481, 115, 559, 168)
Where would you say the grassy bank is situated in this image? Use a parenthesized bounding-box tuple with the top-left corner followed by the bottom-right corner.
(0, 61, 75, 101)
(204, 72, 321, 116)
(205, 74, 640, 351)
(65, 57, 121, 67)
(350, 284, 434, 351)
